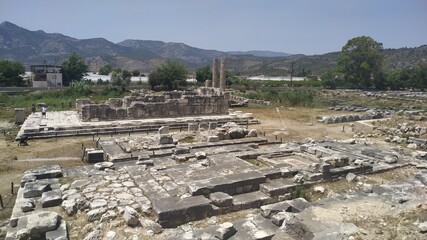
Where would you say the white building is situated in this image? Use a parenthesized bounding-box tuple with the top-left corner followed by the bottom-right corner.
(31, 65, 63, 88)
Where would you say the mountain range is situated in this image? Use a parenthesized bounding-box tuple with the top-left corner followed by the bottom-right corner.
(1, 21, 426, 76)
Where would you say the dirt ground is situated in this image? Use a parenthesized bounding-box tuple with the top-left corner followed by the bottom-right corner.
(0, 104, 425, 238)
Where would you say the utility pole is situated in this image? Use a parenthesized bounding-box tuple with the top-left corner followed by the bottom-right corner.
(290, 62, 294, 87)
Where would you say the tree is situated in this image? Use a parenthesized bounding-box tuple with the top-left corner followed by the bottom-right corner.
(0, 60, 25, 87)
(110, 69, 131, 91)
(99, 64, 113, 75)
(62, 52, 89, 86)
(131, 70, 141, 77)
(195, 65, 212, 84)
(337, 36, 384, 89)
(148, 60, 187, 90)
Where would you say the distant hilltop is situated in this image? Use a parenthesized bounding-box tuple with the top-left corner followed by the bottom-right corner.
(1, 21, 426, 76)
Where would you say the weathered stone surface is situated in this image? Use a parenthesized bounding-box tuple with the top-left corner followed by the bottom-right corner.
(23, 181, 51, 198)
(24, 165, 63, 180)
(313, 186, 325, 194)
(153, 196, 212, 228)
(141, 219, 162, 234)
(61, 199, 77, 216)
(94, 162, 114, 170)
(215, 222, 237, 240)
(207, 136, 219, 142)
(246, 129, 258, 137)
(26, 211, 62, 239)
(159, 134, 173, 145)
(21, 174, 37, 188)
(158, 126, 169, 135)
(45, 220, 67, 240)
(174, 147, 190, 155)
(90, 199, 108, 210)
(210, 192, 233, 207)
(195, 151, 207, 160)
(83, 230, 100, 240)
(123, 206, 140, 226)
(20, 198, 35, 212)
(362, 183, 373, 193)
(261, 201, 291, 218)
(87, 207, 107, 222)
(41, 190, 63, 208)
(70, 179, 90, 189)
(271, 212, 293, 226)
(346, 173, 357, 182)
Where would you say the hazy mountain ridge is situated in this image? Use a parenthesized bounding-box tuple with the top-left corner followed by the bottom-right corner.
(1, 21, 425, 75)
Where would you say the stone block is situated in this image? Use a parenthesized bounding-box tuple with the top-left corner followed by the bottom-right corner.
(153, 196, 212, 228)
(24, 165, 63, 180)
(85, 149, 104, 163)
(207, 136, 219, 142)
(261, 201, 292, 218)
(159, 134, 173, 145)
(199, 122, 209, 130)
(26, 211, 62, 239)
(41, 190, 63, 208)
(23, 182, 52, 198)
(209, 122, 218, 130)
(158, 126, 169, 135)
(215, 222, 237, 240)
(15, 108, 26, 124)
(45, 220, 67, 240)
(210, 192, 233, 207)
(94, 162, 114, 170)
(173, 147, 190, 155)
(123, 206, 140, 226)
(188, 123, 199, 132)
(20, 198, 35, 212)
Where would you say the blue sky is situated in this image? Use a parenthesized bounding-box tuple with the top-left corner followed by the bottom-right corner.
(0, 0, 426, 54)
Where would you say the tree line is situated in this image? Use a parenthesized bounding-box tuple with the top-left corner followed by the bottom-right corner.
(1, 38, 426, 91)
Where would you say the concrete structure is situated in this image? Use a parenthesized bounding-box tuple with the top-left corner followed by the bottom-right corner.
(212, 58, 219, 88)
(220, 58, 227, 92)
(30, 65, 62, 88)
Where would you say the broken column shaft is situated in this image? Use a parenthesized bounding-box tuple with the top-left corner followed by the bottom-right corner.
(212, 58, 219, 88)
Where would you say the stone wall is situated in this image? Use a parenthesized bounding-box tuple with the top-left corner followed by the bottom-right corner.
(79, 88, 229, 121)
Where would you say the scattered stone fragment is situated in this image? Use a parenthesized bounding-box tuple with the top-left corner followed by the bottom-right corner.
(142, 219, 163, 234)
(123, 206, 139, 226)
(195, 151, 207, 160)
(346, 173, 357, 182)
(83, 230, 100, 240)
(158, 134, 173, 145)
(61, 199, 77, 216)
(87, 207, 107, 222)
(407, 143, 418, 150)
(418, 222, 427, 233)
(215, 222, 237, 240)
(271, 212, 293, 226)
(104, 231, 117, 240)
(94, 162, 114, 171)
(20, 198, 35, 212)
(90, 199, 108, 210)
(246, 129, 258, 137)
(361, 183, 373, 193)
(313, 186, 325, 194)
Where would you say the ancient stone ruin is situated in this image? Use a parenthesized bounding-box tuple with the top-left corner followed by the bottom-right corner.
(77, 87, 230, 122)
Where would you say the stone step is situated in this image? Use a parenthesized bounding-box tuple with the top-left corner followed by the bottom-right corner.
(259, 178, 298, 197)
(232, 191, 273, 211)
(324, 164, 373, 179)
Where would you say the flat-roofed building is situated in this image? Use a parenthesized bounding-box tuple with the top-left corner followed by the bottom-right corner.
(30, 65, 63, 88)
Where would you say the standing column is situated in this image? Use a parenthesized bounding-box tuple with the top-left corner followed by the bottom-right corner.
(212, 58, 219, 88)
(219, 58, 226, 92)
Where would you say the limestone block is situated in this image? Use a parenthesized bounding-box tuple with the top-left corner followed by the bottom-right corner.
(210, 192, 233, 207)
(41, 190, 63, 208)
(195, 151, 207, 160)
(260, 201, 291, 218)
(207, 136, 219, 142)
(26, 211, 62, 239)
(158, 134, 173, 145)
(61, 199, 77, 216)
(209, 122, 218, 130)
(215, 222, 237, 240)
(20, 198, 35, 212)
(188, 124, 198, 134)
(199, 122, 209, 130)
(15, 108, 26, 124)
(85, 149, 104, 163)
(45, 220, 67, 240)
(173, 147, 190, 155)
(158, 126, 169, 135)
(246, 129, 258, 137)
(23, 182, 51, 198)
(94, 162, 114, 170)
